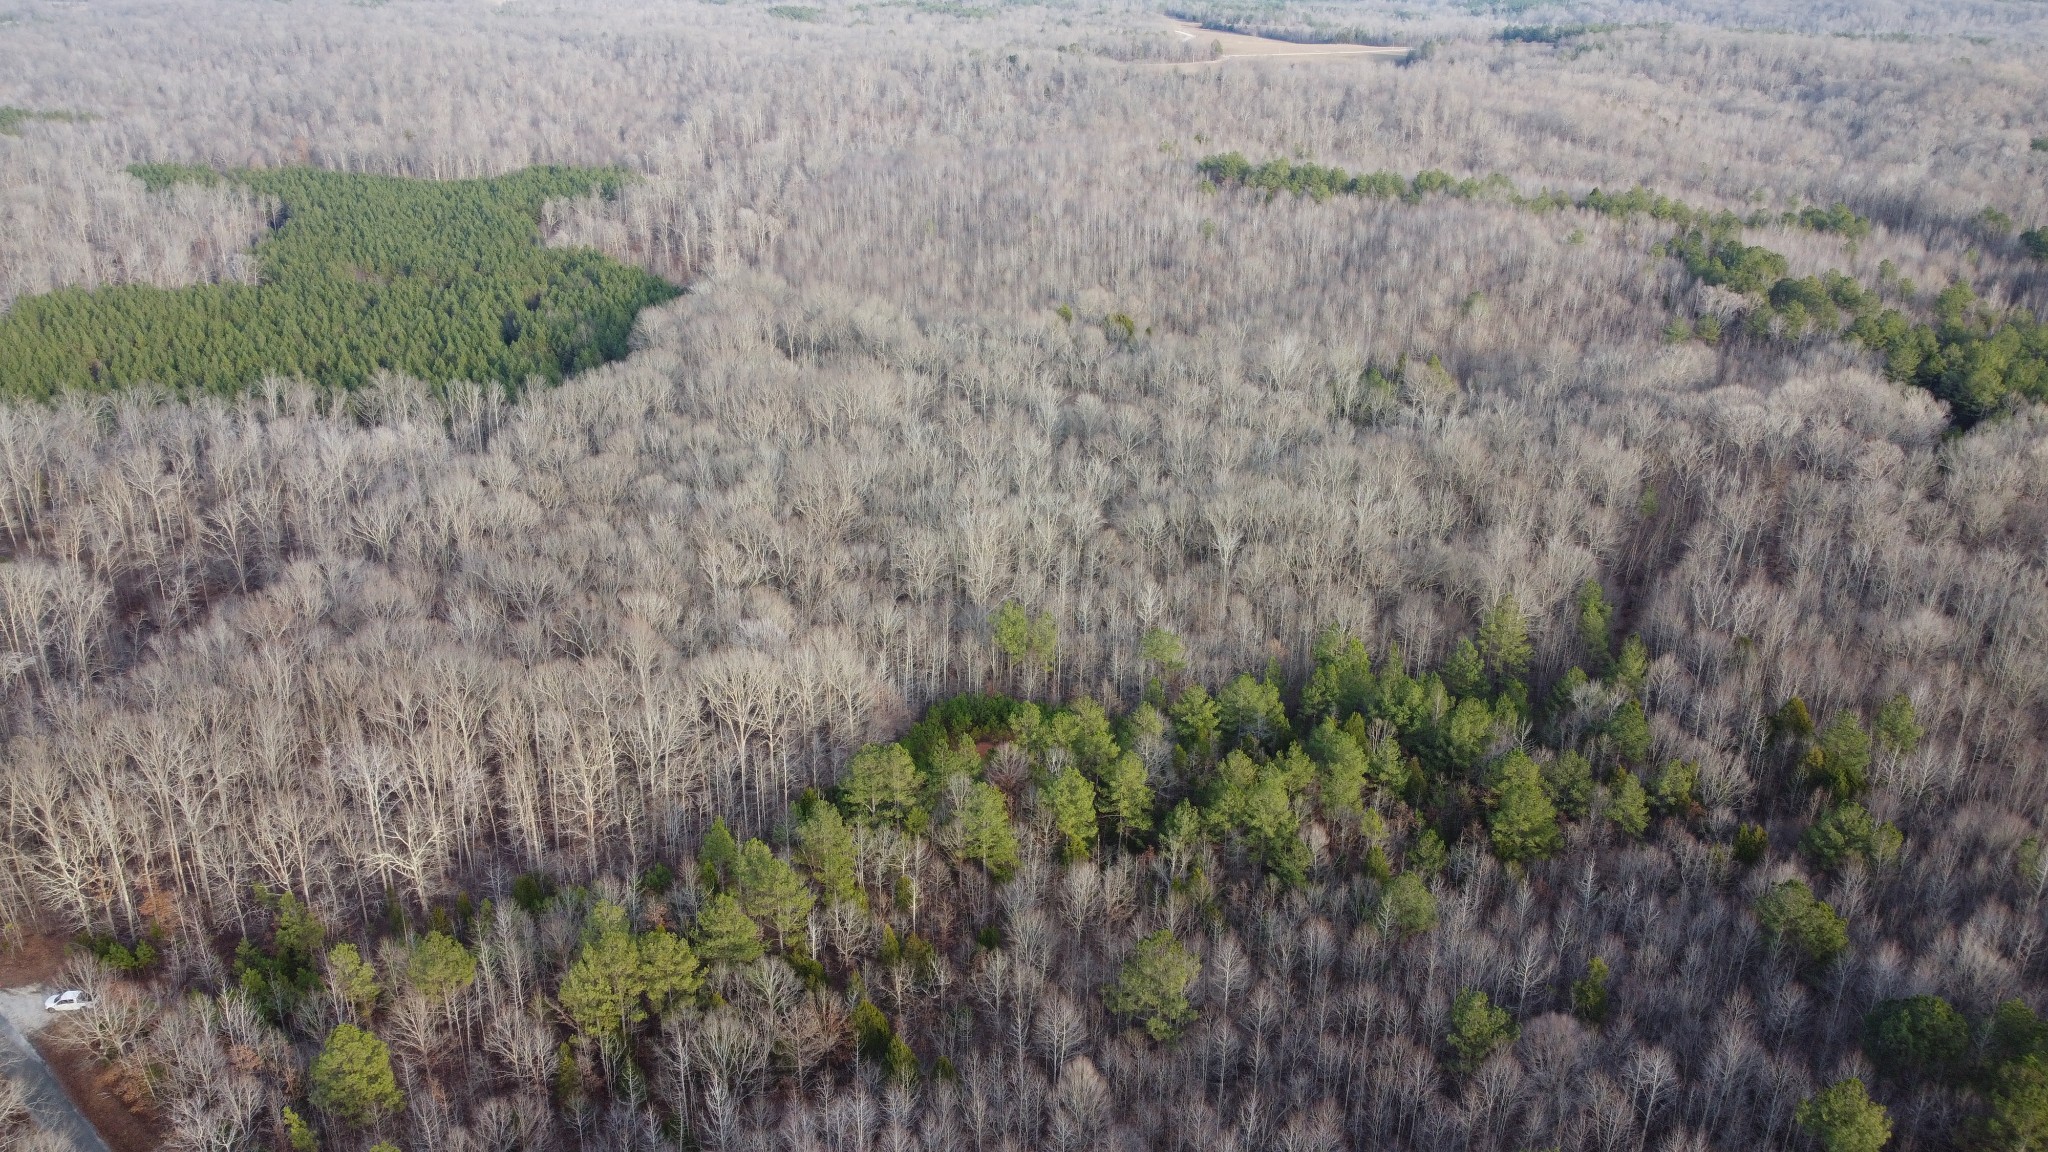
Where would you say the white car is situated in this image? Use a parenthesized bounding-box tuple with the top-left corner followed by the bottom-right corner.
(42, 990, 93, 1013)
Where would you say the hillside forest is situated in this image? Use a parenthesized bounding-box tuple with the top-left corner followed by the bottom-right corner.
(1, 1, 2047, 1151)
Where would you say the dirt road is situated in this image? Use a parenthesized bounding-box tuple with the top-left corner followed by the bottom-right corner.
(0, 987, 112, 1152)
(1166, 21, 1409, 64)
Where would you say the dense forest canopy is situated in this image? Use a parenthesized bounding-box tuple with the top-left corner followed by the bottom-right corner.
(0, 166, 676, 398)
(0, 0, 2046, 1151)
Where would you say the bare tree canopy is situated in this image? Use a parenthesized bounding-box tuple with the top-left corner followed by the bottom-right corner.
(1, 0, 2046, 1149)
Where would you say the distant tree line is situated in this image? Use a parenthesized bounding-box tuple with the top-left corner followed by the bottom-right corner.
(1498, 23, 1625, 45)
(0, 106, 91, 136)
(1196, 151, 1873, 237)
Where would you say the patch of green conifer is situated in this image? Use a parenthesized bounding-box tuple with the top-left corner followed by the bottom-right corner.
(0, 165, 677, 399)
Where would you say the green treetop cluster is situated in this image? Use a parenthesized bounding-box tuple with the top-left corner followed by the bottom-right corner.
(1498, 23, 1624, 45)
(1199, 153, 2048, 428)
(0, 107, 92, 136)
(1665, 235, 2047, 425)
(1195, 151, 1870, 237)
(888, 590, 1911, 991)
(0, 165, 678, 400)
(840, 587, 1717, 906)
(1196, 152, 1518, 205)
(1842, 993, 2048, 1152)
(1845, 281, 2048, 425)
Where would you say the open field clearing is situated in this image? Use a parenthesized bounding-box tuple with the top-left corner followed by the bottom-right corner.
(1164, 19, 1410, 62)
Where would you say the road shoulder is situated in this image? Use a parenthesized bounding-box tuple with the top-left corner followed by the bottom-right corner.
(0, 991, 113, 1152)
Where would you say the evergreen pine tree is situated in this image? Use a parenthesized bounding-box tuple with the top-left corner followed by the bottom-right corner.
(733, 840, 815, 949)
(1488, 753, 1562, 864)
(309, 1024, 405, 1126)
(1477, 594, 1532, 685)
(1097, 751, 1155, 839)
(953, 780, 1021, 880)
(1607, 770, 1650, 838)
(1307, 717, 1368, 818)
(1103, 929, 1200, 1041)
(795, 794, 864, 908)
(1576, 580, 1614, 673)
(692, 892, 765, 966)
(842, 743, 925, 829)
(1796, 1079, 1891, 1152)
(1044, 766, 1098, 861)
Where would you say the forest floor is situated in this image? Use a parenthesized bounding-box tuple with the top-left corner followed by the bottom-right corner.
(1163, 20, 1409, 64)
(0, 935, 64, 987)
(38, 1036, 160, 1152)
